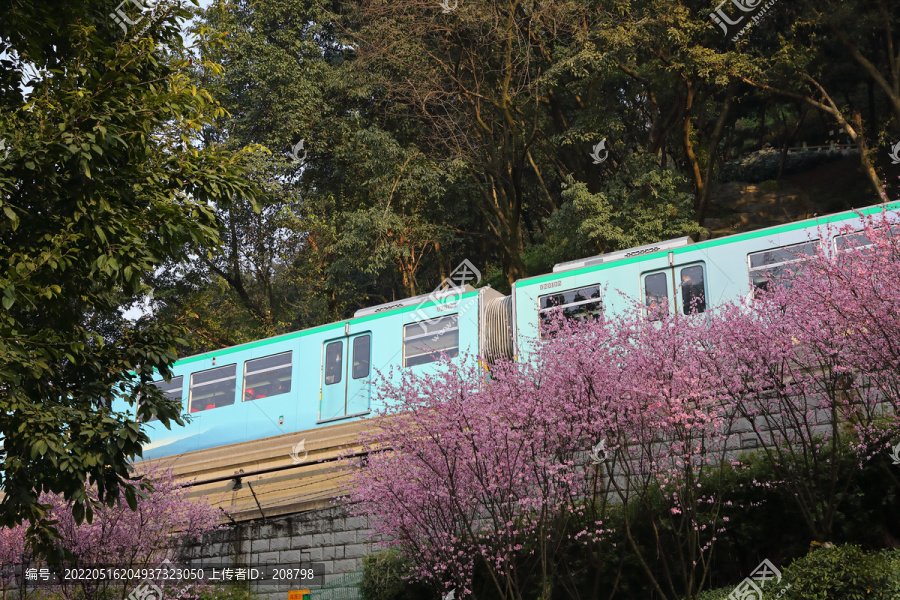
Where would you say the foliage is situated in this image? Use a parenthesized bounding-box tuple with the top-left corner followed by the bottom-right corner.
(149, 0, 340, 351)
(348, 216, 900, 600)
(0, 0, 259, 530)
(736, 0, 900, 200)
(157, 0, 480, 352)
(358, 453, 900, 600)
(361, 550, 430, 600)
(719, 149, 848, 183)
(349, 312, 742, 599)
(0, 465, 221, 599)
(152, 0, 900, 347)
(782, 545, 898, 600)
(538, 153, 703, 278)
(162, 0, 900, 342)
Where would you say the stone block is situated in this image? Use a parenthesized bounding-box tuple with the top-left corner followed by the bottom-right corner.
(202, 555, 233, 570)
(278, 549, 303, 564)
(258, 524, 277, 539)
(322, 546, 342, 560)
(254, 550, 281, 566)
(290, 520, 305, 537)
(306, 547, 323, 561)
(333, 531, 356, 545)
(202, 542, 227, 559)
(343, 544, 369, 559)
(311, 533, 333, 547)
(292, 535, 314, 550)
(356, 530, 380, 545)
(251, 538, 270, 553)
(207, 529, 231, 544)
(332, 559, 358, 575)
(344, 517, 368, 531)
(269, 537, 292, 552)
(267, 521, 290, 538)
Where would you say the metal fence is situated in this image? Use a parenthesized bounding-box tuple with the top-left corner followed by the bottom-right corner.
(309, 571, 363, 600)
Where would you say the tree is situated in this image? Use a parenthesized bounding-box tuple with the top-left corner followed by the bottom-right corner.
(160, 0, 474, 347)
(0, 0, 259, 529)
(348, 215, 900, 598)
(349, 356, 615, 600)
(0, 465, 220, 600)
(535, 153, 701, 269)
(337, 0, 604, 284)
(349, 310, 740, 600)
(736, 0, 900, 200)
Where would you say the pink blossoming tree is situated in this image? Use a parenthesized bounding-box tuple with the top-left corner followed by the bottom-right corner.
(707, 212, 900, 539)
(348, 210, 900, 600)
(349, 307, 744, 599)
(0, 464, 221, 600)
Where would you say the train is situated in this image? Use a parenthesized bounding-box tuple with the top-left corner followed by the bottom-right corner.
(124, 201, 900, 460)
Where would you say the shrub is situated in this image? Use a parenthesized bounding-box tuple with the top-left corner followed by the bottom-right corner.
(783, 545, 897, 600)
(361, 550, 430, 600)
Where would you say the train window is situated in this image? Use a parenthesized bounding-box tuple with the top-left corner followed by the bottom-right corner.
(834, 225, 899, 252)
(146, 376, 183, 422)
(680, 265, 706, 314)
(243, 352, 292, 401)
(188, 365, 236, 413)
(403, 314, 459, 367)
(538, 284, 602, 336)
(324, 341, 343, 385)
(747, 241, 818, 290)
(644, 273, 669, 320)
(352, 335, 371, 379)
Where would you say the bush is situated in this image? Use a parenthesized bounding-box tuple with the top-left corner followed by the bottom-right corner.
(361, 550, 430, 600)
(783, 545, 898, 600)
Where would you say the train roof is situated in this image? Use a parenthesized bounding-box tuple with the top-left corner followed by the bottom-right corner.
(352, 285, 476, 318)
(551, 237, 692, 273)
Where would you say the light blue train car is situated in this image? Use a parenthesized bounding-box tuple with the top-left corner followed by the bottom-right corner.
(123, 201, 900, 459)
(125, 286, 509, 460)
(511, 202, 900, 355)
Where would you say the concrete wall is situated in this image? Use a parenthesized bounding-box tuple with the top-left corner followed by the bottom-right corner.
(177, 504, 382, 600)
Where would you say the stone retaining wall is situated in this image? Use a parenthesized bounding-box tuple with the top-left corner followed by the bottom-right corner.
(178, 504, 381, 600)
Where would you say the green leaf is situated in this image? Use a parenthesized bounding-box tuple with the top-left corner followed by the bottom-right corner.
(3, 206, 18, 230)
(72, 502, 85, 525)
(34, 440, 48, 456)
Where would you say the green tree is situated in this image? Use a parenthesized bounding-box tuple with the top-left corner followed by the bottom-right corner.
(338, 0, 602, 284)
(159, 0, 476, 346)
(0, 0, 259, 530)
(735, 0, 900, 199)
(536, 153, 702, 270)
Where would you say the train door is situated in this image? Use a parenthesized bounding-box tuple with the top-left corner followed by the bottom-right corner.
(319, 332, 372, 422)
(641, 260, 708, 319)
